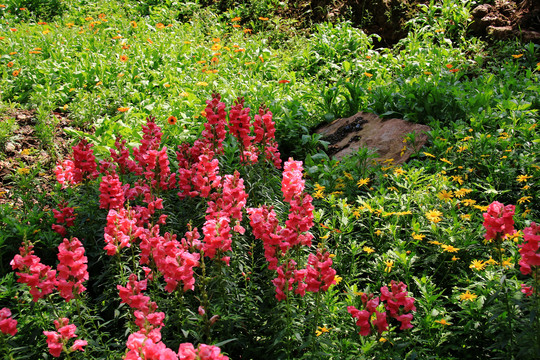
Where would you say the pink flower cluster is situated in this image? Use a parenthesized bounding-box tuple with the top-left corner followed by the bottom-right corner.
(103, 207, 144, 256)
(0, 308, 17, 336)
(248, 159, 334, 300)
(56, 237, 89, 302)
(54, 139, 99, 188)
(99, 172, 125, 209)
(178, 343, 229, 360)
(10, 242, 57, 302)
(43, 318, 87, 357)
(202, 93, 228, 154)
(52, 202, 76, 236)
(252, 106, 281, 168)
(483, 201, 516, 241)
(519, 222, 540, 277)
(348, 281, 416, 336)
(118, 274, 165, 339)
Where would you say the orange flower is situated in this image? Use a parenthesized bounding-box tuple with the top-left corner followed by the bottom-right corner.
(130, 21, 137, 28)
(259, 55, 264, 62)
(0, 37, 4, 40)
(38, 21, 47, 25)
(12, 69, 20, 76)
(147, 39, 153, 44)
(234, 48, 245, 52)
(512, 54, 523, 59)
(212, 38, 220, 43)
(10, 28, 17, 32)
(364, 72, 373, 77)
(365, 55, 371, 59)
(112, 35, 122, 40)
(29, 51, 41, 54)
(118, 107, 129, 112)
(232, 17, 241, 21)
(211, 56, 219, 63)
(278, 79, 290, 84)
(0, 5, 5, 8)
(449, 68, 459, 73)
(122, 44, 130, 50)
(243, 28, 252, 33)
(446, 64, 453, 69)
(232, 24, 241, 28)
(85, 16, 93, 21)
(9, 52, 16, 55)
(120, 54, 128, 62)
(98, 13, 106, 19)
(156, 23, 165, 29)
(167, 116, 177, 125)
(259, 17, 269, 21)
(7, 62, 13, 67)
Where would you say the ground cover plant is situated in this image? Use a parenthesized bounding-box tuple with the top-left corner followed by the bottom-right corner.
(0, 0, 539, 359)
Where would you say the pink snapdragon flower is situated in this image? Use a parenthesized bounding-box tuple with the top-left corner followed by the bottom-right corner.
(518, 222, 540, 276)
(0, 308, 17, 336)
(483, 201, 515, 241)
(56, 237, 88, 302)
(43, 318, 87, 357)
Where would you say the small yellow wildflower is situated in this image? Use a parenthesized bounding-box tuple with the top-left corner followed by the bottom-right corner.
(313, 190, 325, 199)
(461, 199, 476, 207)
(363, 246, 375, 254)
(315, 326, 330, 337)
(423, 152, 436, 158)
(437, 190, 453, 202)
(518, 196, 532, 204)
(394, 168, 406, 176)
(459, 290, 477, 302)
(501, 258, 513, 269)
(357, 178, 370, 187)
(516, 174, 532, 183)
(454, 188, 471, 198)
(384, 260, 394, 272)
(352, 210, 361, 219)
(412, 232, 425, 241)
(451, 256, 459, 261)
(485, 257, 497, 265)
(511, 54, 523, 59)
(343, 172, 353, 180)
(375, 230, 383, 237)
(460, 214, 471, 221)
(469, 260, 486, 271)
(429, 240, 442, 246)
(334, 275, 343, 285)
(17, 167, 30, 175)
(425, 210, 443, 223)
(441, 244, 460, 253)
(196, 81, 208, 86)
(435, 319, 450, 325)
(440, 158, 452, 165)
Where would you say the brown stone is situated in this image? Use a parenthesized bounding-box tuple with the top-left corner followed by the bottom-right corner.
(315, 112, 431, 164)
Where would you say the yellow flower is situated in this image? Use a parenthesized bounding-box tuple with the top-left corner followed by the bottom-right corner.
(393, 168, 405, 176)
(334, 275, 342, 285)
(459, 290, 477, 302)
(412, 232, 425, 241)
(437, 190, 453, 202)
(485, 257, 497, 265)
(313, 190, 324, 199)
(428, 240, 442, 246)
(440, 158, 452, 165)
(501, 258, 513, 269)
(469, 259, 486, 271)
(384, 260, 394, 272)
(435, 319, 450, 325)
(511, 54, 523, 59)
(364, 72, 373, 77)
(441, 244, 459, 253)
(516, 174, 532, 183)
(357, 178, 370, 187)
(451, 256, 459, 261)
(117, 107, 130, 112)
(363, 246, 375, 254)
(315, 326, 330, 336)
(17, 167, 30, 175)
(460, 214, 471, 221)
(196, 81, 208, 86)
(454, 188, 471, 198)
(461, 199, 476, 207)
(518, 196, 532, 204)
(21, 149, 31, 156)
(423, 152, 436, 158)
(425, 210, 443, 223)
(375, 230, 382, 236)
(352, 210, 361, 219)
